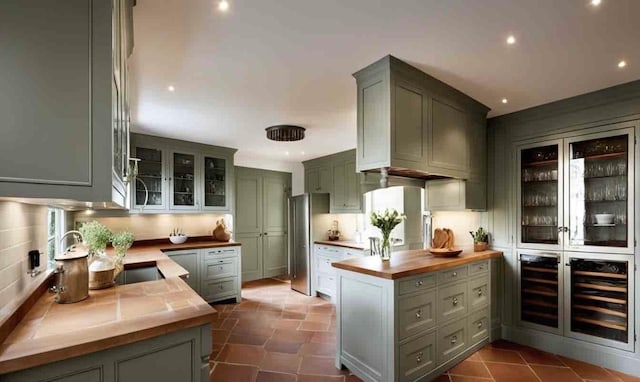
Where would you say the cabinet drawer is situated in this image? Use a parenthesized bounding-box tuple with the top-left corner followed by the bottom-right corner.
(315, 245, 343, 258)
(203, 247, 238, 261)
(468, 275, 489, 312)
(398, 290, 436, 340)
(398, 274, 436, 296)
(343, 249, 365, 258)
(202, 257, 238, 280)
(201, 278, 237, 300)
(468, 308, 489, 345)
(468, 260, 489, 276)
(316, 273, 336, 296)
(438, 265, 468, 285)
(437, 317, 467, 364)
(398, 331, 436, 382)
(317, 255, 336, 275)
(437, 282, 467, 323)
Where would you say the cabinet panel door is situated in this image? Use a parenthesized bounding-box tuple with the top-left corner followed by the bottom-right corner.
(235, 174, 263, 233)
(358, 76, 390, 171)
(116, 341, 193, 382)
(393, 82, 425, 163)
(344, 160, 361, 210)
(263, 233, 287, 278)
(170, 152, 197, 210)
(332, 163, 346, 209)
(237, 233, 263, 282)
(429, 99, 469, 175)
(132, 146, 167, 210)
(263, 177, 288, 278)
(318, 166, 332, 193)
(202, 156, 227, 210)
(166, 250, 199, 293)
(305, 168, 320, 193)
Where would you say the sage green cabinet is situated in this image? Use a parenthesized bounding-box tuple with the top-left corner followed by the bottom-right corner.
(166, 249, 200, 293)
(303, 150, 363, 213)
(425, 179, 486, 211)
(0, 0, 134, 207)
(353, 55, 489, 182)
(130, 133, 236, 214)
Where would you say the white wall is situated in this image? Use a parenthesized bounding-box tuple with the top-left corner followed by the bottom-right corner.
(234, 154, 304, 195)
(431, 211, 488, 248)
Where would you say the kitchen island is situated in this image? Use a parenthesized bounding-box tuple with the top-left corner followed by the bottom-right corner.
(0, 240, 239, 382)
(332, 249, 502, 382)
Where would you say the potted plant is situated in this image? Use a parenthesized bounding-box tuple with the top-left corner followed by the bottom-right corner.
(370, 209, 406, 261)
(111, 230, 135, 277)
(469, 227, 489, 252)
(79, 221, 112, 256)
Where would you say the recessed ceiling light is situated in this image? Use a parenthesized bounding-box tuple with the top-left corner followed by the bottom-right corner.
(618, 60, 627, 68)
(501, 98, 508, 104)
(167, 85, 175, 92)
(301, 151, 305, 156)
(591, 0, 602, 6)
(506, 35, 516, 45)
(218, 0, 229, 11)
(285, 151, 290, 156)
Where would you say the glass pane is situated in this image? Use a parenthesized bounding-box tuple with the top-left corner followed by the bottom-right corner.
(568, 135, 628, 247)
(136, 147, 163, 206)
(570, 258, 628, 343)
(203, 157, 226, 207)
(520, 253, 559, 329)
(520, 145, 559, 244)
(173, 153, 195, 206)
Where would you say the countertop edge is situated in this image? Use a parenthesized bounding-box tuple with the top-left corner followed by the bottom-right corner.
(313, 241, 366, 250)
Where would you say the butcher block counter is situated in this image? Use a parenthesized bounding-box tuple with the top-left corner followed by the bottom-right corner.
(332, 248, 502, 382)
(0, 240, 239, 381)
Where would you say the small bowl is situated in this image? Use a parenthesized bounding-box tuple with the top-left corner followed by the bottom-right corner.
(169, 235, 188, 244)
(594, 214, 614, 225)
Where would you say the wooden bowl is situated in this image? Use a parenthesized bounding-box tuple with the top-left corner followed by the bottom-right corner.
(429, 248, 463, 257)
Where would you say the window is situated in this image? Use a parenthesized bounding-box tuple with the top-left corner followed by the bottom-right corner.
(47, 208, 65, 267)
(364, 187, 406, 246)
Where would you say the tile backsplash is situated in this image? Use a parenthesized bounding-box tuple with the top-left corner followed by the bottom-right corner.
(74, 213, 233, 241)
(432, 211, 487, 248)
(0, 201, 48, 310)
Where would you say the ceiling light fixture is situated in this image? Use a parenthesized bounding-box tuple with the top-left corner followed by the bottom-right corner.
(167, 85, 175, 92)
(266, 125, 306, 142)
(618, 60, 627, 68)
(502, 98, 508, 104)
(506, 35, 516, 45)
(590, 0, 602, 6)
(218, 0, 229, 11)
(285, 151, 290, 156)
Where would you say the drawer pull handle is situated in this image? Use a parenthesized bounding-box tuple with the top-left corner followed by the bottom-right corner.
(415, 309, 422, 319)
(478, 265, 484, 270)
(416, 280, 423, 287)
(451, 336, 457, 345)
(477, 321, 483, 329)
(219, 285, 224, 290)
(416, 351, 423, 363)
(219, 260, 224, 263)
(452, 272, 457, 277)
(452, 297, 458, 306)
(477, 289, 483, 297)
(219, 266, 224, 271)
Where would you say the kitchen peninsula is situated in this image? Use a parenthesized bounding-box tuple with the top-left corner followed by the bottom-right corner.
(0, 240, 240, 382)
(332, 249, 502, 382)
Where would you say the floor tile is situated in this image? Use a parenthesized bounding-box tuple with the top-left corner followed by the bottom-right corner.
(218, 343, 266, 366)
(297, 375, 345, 382)
(478, 347, 526, 364)
(449, 376, 491, 382)
(261, 352, 302, 374)
(519, 348, 565, 366)
(529, 365, 582, 382)
(264, 340, 304, 354)
(210, 363, 258, 382)
(484, 362, 540, 382)
(299, 356, 347, 376)
(558, 356, 620, 381)
(607, 368, 640, 382)
(256, 371, 297, 382)
(448, 360, 492, 378)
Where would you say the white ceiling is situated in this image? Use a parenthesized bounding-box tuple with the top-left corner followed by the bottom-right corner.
(130, 0, 640, 165)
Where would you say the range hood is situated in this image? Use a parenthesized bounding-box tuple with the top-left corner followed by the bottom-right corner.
(353, 55, 490, 182)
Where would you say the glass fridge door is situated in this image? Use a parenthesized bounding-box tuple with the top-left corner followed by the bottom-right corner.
(518, 142, 562, 248)
(565, 131, 634, 253)
(519, 252, 561, 333)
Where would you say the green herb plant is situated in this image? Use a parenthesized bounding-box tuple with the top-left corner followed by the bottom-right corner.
(112, 231, 135, 258)
(79, 221, 112, 253)
(469, 227, 489, 243)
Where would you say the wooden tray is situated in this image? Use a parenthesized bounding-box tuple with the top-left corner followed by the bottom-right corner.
(429, 248, 463, 257)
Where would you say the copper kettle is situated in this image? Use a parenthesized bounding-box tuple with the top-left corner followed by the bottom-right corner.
(53, 231, 89, 304)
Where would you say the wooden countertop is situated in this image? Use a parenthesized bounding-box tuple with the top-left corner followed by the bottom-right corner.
(0, 240, 239, 374)
(332, 249, 502, 279)
(314, 240, 366, 250)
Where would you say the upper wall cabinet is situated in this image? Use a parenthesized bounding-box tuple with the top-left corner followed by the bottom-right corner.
(0, 0, 134, 208)
(130, 134, 236, 214)
(303, 150, 362, 213)
(353, 55, 490, 181)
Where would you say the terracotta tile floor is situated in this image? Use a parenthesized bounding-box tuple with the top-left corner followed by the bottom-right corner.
(209, 279, 640, 382)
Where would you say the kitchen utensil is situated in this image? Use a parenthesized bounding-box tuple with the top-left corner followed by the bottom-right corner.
(429, 248, 463, 257)
(53, 231, 90, 304)
(594, 213, 614, 224)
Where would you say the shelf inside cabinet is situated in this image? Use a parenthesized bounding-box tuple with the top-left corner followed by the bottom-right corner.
(574, 293, 626, 305)
(573, 304, 627, 318)
(573, 271, 627, 280)
(523, 277, 558, 285)
(523, 310, 558, 320)
(523, 299, 557, 309)
(573, 316, 626, 331)
(523, 159, 558, 167)
(523, 287, 558, 297)
(522, 266, 558, 274)
(574, 282, 626, 293)
(577, 152, 627, 161)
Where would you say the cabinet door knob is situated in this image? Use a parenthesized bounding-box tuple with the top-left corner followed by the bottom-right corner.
(264, 232, 268, 236)
(477, 289, 483, 297)
(477, 321, 483, 329)
(451, 335, 457, 345)
(452, 272, 457, 277)
(452, 297, 458, 306)
(416, 351, 423, 363)
(415, 309, 422, 319)
(416, 280, 423, 287)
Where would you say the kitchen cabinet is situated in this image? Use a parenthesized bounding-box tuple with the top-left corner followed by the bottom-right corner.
(515, 125, 635, 254)
(0, 325, 210, 382)
(235, 167, 291, 282)
(303, 149, 363, 213)
(424, 179, 486, 211)
(164, 246, 242, 303)
(312, 244, 366, 301)
(353, 55, 490, 181)
(130, 133, 236, 214)
(0, 0, 134, 208)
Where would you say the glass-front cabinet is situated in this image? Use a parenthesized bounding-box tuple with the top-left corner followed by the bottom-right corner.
(516, 127, 634, 254)
(202, 156, 228, 209)
(132, 146, 166, 210)
(171, 152, 197, 209)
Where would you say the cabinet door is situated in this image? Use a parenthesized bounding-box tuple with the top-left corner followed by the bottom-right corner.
(318, 166, 332, 193)
(132, 146, 167, 210)
(166, 250, 199, 293)
(262, 177, 288, 278)
(564, 128, 635, 254)
(202, 156, 227, 210)
(331, 162, 346, 210)
(344, 160, 361, 210)
(236, 170, 264, 282)
(428, 98, 470, 177)
(306, 168, 320, 193)
(170, 152, 197, 210)
(516, 140, 563, 250)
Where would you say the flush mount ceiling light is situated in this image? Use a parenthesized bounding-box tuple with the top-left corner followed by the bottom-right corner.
(167, 85, 175, 92)
(266, 125, 306, 141)
(501, 98, 508, 104)
(506, 35, 516, 45)
(218, 0, 229, 11)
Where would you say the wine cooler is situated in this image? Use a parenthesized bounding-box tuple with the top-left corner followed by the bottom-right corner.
(566, 255, 634, 351)
(518, 252, 562, 334)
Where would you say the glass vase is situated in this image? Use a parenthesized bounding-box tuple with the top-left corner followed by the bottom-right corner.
(381, 233, 392, 261)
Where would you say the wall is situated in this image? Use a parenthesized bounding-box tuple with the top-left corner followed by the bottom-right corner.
(234, 155, 304, 195)
(74, 212, 232, 241)
(0, 201, 48, 310)
(432, 211, 487, 248)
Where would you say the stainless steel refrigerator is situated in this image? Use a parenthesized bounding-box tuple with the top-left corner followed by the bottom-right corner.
(288, 193, 330, 295)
